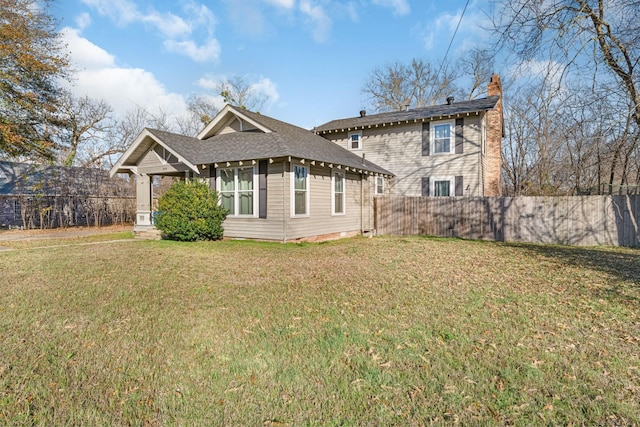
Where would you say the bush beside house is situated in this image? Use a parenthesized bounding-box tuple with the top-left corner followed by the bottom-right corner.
(154, 180, 227, 241)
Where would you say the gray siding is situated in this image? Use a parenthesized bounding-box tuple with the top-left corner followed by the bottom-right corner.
(324, 114, 486, 197)
(221, 160, 287, 241)
(223, 161, 366, 241)
(285, 164, 364, 240)
(219, 117, 260, 134)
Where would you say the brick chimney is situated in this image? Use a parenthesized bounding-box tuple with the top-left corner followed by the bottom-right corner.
(485, 74, 503, 196)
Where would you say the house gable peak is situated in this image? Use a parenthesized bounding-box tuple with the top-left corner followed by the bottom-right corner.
(196, 104, 273, 140)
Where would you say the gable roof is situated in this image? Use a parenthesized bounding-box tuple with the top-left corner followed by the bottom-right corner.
(313, 95, 500, 134)
(110, 105, 393, 177)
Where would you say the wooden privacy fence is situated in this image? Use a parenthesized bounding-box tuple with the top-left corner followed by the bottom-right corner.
(0, 195, 136, 229)
(374, 195, 640, 247)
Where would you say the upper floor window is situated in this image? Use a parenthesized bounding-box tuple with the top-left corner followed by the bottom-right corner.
(332, 170, 345, 215)
(348, 131, 362, 150)
(431, 120, 455, 154)
(292, 164, 309, 216)
(219, 166, 256, 216)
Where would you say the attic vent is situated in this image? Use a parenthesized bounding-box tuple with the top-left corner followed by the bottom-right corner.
(446, 96, 455, 105)
(359, 110, 366, 118)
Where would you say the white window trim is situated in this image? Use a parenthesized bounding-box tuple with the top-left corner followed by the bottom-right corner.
(331, 169, 346, 216)
(217, 165, 258, 217)
(430, 119, 456, 155)
(290, 163, 310, 217)
(348, 131, 362, 151)
(374, 175, 385, 196)
(431, 176, 455, 197)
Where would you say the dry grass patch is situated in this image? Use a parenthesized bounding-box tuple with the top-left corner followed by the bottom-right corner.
(0, 235, 638, 425)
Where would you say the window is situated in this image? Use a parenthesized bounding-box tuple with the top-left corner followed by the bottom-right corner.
(348, 131, 362, 150)
(219, 166, 256, 216)
(423, 176, 463, 197)
(292, 164, 308, 216)
(374, 176, 384, 195)
(431, 120, 455, 154)
(431, 176, 455, 197)
(332, 171, 345, 215)
(433, 179, 451, 196)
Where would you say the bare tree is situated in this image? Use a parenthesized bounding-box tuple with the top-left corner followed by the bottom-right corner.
(457, 48, 495, 100)
(218, 75, 267, 112)
(90, 106, 174, 169)
(362, 59, 460, 112)
(492, 0, 640, 136)
(175, 95, 220, 136)
(50, 92, 112, 167)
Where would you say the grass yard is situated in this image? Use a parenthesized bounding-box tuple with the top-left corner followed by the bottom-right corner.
(0, 234, 639, 425)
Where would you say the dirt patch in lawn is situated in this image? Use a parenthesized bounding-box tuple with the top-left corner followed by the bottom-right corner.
(0, 224, 131, 242)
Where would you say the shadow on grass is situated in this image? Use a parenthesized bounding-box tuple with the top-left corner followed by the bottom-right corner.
(504, 241, 640, 305)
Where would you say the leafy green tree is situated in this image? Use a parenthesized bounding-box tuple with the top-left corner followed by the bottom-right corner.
(0, 0, 70, 159)
(154, 180, 227, 241)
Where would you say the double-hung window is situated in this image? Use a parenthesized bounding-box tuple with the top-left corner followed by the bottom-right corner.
(374, 176, 384, 195)
(332, 170, 345, 215)
(348, 131, 362, 150)
(219, 166, 256, 216)
(292, 165, 308, 216)
(431, 120, 455, 154)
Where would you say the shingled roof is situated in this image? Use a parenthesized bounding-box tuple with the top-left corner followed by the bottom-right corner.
(1, 161, 130, 196)
(112, 105, 393, 177)
(313, 96, 500, 133)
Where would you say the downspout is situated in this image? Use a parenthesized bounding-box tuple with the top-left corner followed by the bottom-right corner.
(480, 114, 485, 196)
(282, 159, 287, 243)
(360, 172, 364, 235)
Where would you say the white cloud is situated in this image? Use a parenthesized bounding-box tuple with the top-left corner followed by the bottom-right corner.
(509, 59, 565, 87)
(164, 38, 221, 63)
(372, 0, 410, 16)
(80, 0, 220, 62)
(263, 0, 295, 8)
(299, 0, 331, 43)
(60, 27, 188, 119)
(80, 0, 138, 26)
(140, 11, 192, 38)
(251, 77, 280, 106)
(62, 27, 115, 70)
(75, 12, 92, 30)
(414, 4, 491, 53)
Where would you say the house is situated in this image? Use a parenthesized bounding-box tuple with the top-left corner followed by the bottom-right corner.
(0, 161, 133, 228)
(109, 105, 393, 242)
(110, 75, 504, 241)
(313, 74, 504, 197)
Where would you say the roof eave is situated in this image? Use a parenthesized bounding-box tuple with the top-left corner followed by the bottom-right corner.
(315, 109, 488, 135)
(109, 128, 200, 178)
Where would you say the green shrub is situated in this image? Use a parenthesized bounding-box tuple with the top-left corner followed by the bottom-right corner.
(154, 180, 227, 241)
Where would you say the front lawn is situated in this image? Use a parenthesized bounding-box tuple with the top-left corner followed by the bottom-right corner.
(0, 236, 638, 425)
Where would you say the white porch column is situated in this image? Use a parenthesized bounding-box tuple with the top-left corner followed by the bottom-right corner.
(135, 174, 153, 227)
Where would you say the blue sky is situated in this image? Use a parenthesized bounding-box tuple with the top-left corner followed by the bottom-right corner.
(52, 0, 494, 131)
